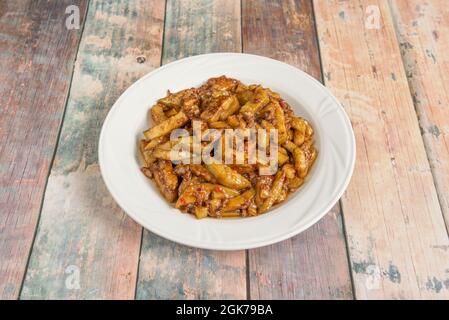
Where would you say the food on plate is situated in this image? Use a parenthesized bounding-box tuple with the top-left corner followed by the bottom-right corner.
(139, 76, 317, 218)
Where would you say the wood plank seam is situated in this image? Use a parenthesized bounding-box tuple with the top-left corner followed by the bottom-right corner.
(310, 0, 356, 298)
(240, 0, 244, 53)
(241, 0, 249, 301)
(313, 0, 449, 299)
(0, 0, 90, 299)
(20, 0, 165, 299)
(384, 0, 449, 267)
(132, 0, 169, 300)
(245, 249, 250, 299)
(16, 0, 92, 299)
(242, 0, 353, 300)
(387, 0, 449, 236)
(133, 0, 169, 300)
(135, 0, 247, 300)
(133, 228, 145, 299)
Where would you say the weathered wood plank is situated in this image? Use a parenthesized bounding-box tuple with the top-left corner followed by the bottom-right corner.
(20, 0, 165, 299)
(0, 0, 88, 299)
(314, 0, 449, 299)
(162, 0, 242, 64)
(242, 0, 353, 300)
(389, 0, 449, 231)
(136, 0, 246, 300)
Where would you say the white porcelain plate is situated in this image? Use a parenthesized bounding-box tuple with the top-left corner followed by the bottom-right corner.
(99, 53, 356, 250)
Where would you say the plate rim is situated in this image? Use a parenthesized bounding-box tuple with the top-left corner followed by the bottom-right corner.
(98, 52, 356, 250)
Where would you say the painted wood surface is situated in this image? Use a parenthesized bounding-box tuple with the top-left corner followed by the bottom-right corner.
(136, 0, 247, 300)
(0, 0, 88, 299)
(20, 0, 165, 299)
(3, 0, 449, 300)
(242, 0, 353, 300)
(389, 0, 449, 230)
(314, 0, 449, 299)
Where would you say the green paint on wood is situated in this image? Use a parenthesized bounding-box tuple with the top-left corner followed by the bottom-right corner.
(136, 0, 246, 300)
(0, 0, 88, 299)
(20, 0, 165, 299)
(162, 0, 241, 63)
(137, 233, 245, 299)
(242, 0, 353, 300)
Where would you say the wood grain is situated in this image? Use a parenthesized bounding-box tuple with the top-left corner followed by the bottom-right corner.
(0, 0, 88, 299)
(389, 0, 449, 231)
(314, 0, 449, 299)
(242, 0, 353, 299)
(162, 0, 242, 64)
(136, 0, 246, 300)
(20, 0, 165, 299)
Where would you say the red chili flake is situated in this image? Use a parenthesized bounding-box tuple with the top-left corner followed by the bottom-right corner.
(214, 186, 223, 192)
(279, 100, 288, 108)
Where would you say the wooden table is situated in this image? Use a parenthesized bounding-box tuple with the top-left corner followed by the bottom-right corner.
(1, 0, 449, 300)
